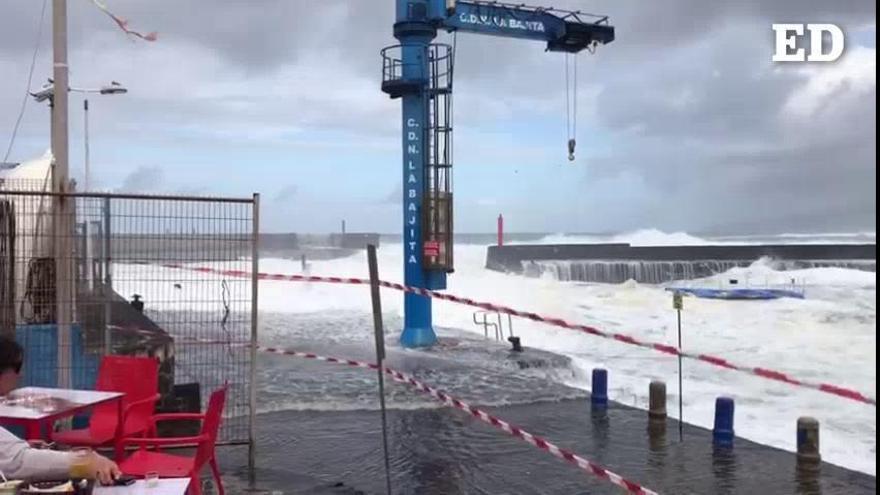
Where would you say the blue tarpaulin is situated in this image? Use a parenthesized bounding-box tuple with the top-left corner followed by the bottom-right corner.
(665, 287, 805, 300)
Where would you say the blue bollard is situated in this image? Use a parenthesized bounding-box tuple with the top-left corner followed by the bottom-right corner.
(713, 396, 735, 446)
(591, 368, 608, 408)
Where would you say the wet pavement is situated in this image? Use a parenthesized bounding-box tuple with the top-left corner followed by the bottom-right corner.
(215, 343, 875, 494)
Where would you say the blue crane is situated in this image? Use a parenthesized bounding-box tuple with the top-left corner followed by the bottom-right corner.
(381, 0, 614, 347)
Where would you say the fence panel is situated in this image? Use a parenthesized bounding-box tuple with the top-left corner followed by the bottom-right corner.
(0, 185, 256, 445)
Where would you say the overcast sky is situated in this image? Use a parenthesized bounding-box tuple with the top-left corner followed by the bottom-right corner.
(1, 1, 875, 234)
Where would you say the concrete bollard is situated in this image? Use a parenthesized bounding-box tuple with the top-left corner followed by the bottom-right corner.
(649, 381, 667, 421)
(591, 369, 608, 408)
(130, 294, 144, 313)
(648, 420, 666, 451)
(712, 397, 735, 447)
(797, 417, 821, 469)
(507, 336, 523, 353)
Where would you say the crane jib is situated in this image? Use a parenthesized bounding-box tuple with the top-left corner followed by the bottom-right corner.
(455, 13, 547, 33)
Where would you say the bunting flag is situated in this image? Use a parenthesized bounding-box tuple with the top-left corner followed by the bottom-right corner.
(90, 0, 158, 42)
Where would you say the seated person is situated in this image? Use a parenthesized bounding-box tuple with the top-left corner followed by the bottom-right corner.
(0, 336, 120, 484)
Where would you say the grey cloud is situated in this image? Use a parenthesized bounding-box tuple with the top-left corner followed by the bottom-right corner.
(116, 165, 164, 193)
(273, 184, 298, 202)
(1, 1, 875, 233)
(378, 183, 402, 205)
(573, 9, 875, 233)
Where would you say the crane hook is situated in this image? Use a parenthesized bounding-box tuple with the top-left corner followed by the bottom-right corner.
(565, 53, 578, 162)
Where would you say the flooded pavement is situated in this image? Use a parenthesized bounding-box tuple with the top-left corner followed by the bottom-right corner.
(219, 399, 875, 494)
(210, 311, 876, 494)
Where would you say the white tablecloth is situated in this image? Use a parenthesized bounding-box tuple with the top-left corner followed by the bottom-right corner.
(0, 387, 122, 420)
(93, 478, 190, 494)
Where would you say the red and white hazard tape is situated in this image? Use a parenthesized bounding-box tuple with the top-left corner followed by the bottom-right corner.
(157, 264, 877, 407)
(257, 345, 658, 495)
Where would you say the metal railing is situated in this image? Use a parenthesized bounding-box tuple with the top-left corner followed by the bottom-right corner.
(381, 43, 453, 87)
(473, 310, 514, 341)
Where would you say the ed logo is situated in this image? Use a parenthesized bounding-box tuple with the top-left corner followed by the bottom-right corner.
(772, 24, 845, 62)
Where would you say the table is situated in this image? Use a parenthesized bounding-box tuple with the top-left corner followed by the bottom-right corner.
(0, 387, 123, 441)
(93, 478, 190, 494)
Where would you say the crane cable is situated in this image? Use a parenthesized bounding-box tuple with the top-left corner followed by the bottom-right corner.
(564, 53, 578, 162)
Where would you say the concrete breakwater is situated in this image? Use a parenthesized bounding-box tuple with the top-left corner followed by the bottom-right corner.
(98, 232, 380, 263)
(486, 243, 876, 283)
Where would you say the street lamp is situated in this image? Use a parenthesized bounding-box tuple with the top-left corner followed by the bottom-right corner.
(96, 81, 127, 96)
(30, 78, 128, 191)
(82, 82, 127, 193)
(30, 79, 128, 102)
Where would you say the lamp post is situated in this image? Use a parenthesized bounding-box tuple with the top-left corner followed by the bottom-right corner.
(80, 86, 126, 294)
(31, 80, 127, 191)
(83, 83, 127, 193)
(31, 76, 126, 385)
(51, 0, 71, 389)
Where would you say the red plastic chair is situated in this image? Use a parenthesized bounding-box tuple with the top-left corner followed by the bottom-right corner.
(52, 355, 160, 456)
(118, 386, 227, 495)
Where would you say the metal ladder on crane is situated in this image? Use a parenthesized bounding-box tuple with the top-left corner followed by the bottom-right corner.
(423, 44, 454, 272)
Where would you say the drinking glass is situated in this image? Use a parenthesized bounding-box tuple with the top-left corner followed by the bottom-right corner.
(145, 471, 159, 488)
(68, 447, 93, 480)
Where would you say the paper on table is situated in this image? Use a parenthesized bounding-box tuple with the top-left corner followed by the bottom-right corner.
(92, 478, 190, 495)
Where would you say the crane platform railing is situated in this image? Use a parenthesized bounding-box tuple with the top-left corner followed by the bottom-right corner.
(381, 44, 454, 98)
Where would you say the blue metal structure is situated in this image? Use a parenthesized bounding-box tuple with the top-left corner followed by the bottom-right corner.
(382, 0, 614, 347)
(15, 324, 99, 389)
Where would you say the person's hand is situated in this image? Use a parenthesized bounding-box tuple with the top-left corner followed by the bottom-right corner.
(89, 454, 122, 485)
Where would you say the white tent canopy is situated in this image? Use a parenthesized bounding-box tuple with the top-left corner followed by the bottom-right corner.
(1, 150, 55, 326)
(0, 149, 53, 187)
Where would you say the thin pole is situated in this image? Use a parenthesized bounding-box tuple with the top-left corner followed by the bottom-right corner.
(102, 196, 111, 354)
(83, 99, 89, 191)
(248, 193, 260, 486)
(677, 307, 683, 442)
(83, 99, 92, 290)
(368, 245, 393, 495)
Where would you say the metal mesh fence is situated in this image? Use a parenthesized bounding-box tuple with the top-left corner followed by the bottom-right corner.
(0, 184, 257, 446)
